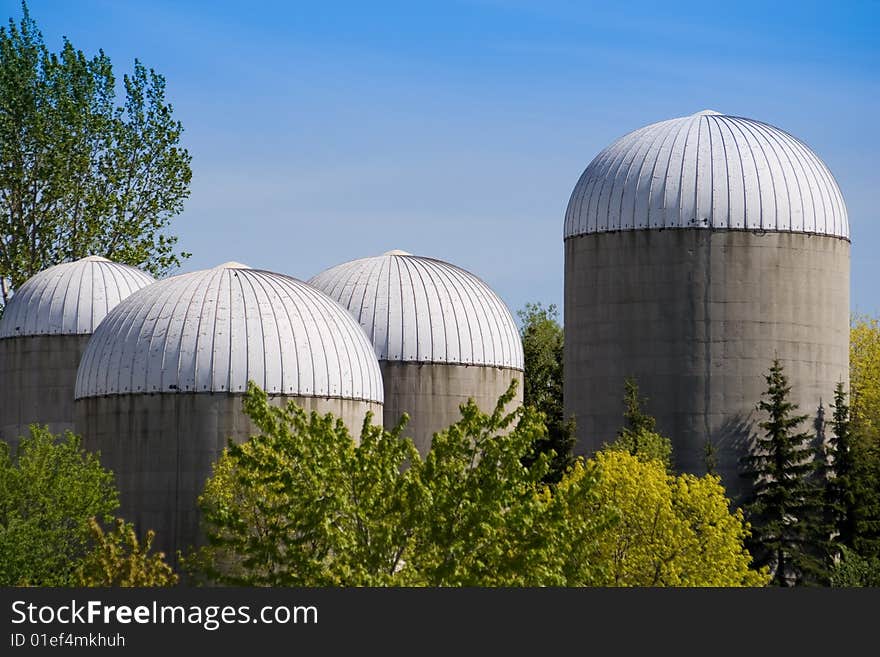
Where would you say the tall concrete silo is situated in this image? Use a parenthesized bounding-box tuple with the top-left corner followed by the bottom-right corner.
(74, 262, 384, 557)
(0, 256, 154, 451)
(309, 250, 524, 455)
(564, 110, 850, 498)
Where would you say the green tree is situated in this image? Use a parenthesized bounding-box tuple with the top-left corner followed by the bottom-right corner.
(581, 450, 768, 587)
(193, 381, 766, 587)
(0, 426, 118, 585)
(741, 360, 826, 586)
(192, 384, 425, 586)
(75, 517, 177, 587)
(607, 378, 673, 471)
(846, 315, 880, 558)
(824, 382, 880, 561)
(517, 302, 575, 483)
(825, 383, 858, 549)
(829, 546, 880, 587)
(0, 2, 192, 308)
(193, 381, 596, 586)
(405, 382, 582, 585)
(851, 315, 880, 441)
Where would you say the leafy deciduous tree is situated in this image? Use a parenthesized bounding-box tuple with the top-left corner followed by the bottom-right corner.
(192, 386, 422, 586)
(405, 382, 583, 585)
(0, 2, 192, 309)
(76, 517, 177, 587)
(582, 450, 768, 587)
(851, 315, 880, 441)
(193, 381, 766, 587)
(607, 378, 673, 471)
(0, 426, 118, 585)
(517, 302, 575, 483)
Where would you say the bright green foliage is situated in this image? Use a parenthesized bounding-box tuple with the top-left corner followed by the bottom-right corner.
(0, 2, 192, 308)
(406, 382, 581, 586)
(846, 315, 880, 558)
(194, 381, 598, 586)
(829, 546, 880, 587)
(851, 315, 880, 441)
(583, 450, 768, 587)
(0, 426, 118, 585)
(76, 518, 177, 587)
(741, 360, 826, 586)
(193, 383, 424, 586)
(517, 302, 575, 483)
(194, 381, 766, 587)
(609, 378, 673, 471)
(542, 459, 612, 586)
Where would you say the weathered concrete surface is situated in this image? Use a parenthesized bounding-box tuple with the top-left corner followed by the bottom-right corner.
(564, 230, 850, 501)
(381, 361, 523, 455)
(75, 394, 382, 560)
(0, 335, 91, 451)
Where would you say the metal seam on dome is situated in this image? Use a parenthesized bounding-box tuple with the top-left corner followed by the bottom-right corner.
(599, 128, 638, 231)
(704, 116, 716, 227)
(460, 265, 502, 366)
(428, 257, 462, 362)
(635, 119, 676, 231)
(400, 256, 421, 361)
(437, 260, 479, 364)
(711, 117, 733, 228)
(616, 121, 661, 230)
(747, 119, 793, 232)
(409, 256, 433, 361)
(738, 117, 778, 230)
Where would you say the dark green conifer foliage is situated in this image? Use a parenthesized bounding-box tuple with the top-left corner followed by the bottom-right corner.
(825, 383, 858, 550)
(608, 378, 673, 471)
(742, 360, 827, 586)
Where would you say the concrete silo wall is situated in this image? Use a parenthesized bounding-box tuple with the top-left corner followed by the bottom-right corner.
(564, 229, 850, 500)
(0, 335, 91, 451)
(75, 394, 382, 560)
(381, 361, 523, 455)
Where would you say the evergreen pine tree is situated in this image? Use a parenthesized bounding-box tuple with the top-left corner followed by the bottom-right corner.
(609, 378, 673, 471)
(742, 359, 827, 586)
(826, 383, 858, 549)
(517, 303, 575, 483)
(620, 377, 656, 435)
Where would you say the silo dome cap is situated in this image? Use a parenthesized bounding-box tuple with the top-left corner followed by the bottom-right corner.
(564, 110, 849, 239)
(0, 256, 155, 338)
(309, 252, 524, 370)
(75, 264, 384, 402)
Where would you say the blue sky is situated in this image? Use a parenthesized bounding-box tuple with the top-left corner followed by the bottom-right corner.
(8, 0, 879, 317)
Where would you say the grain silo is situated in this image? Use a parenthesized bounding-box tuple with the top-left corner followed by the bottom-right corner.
(564, 110, 850, 498)
(309, 250, 524, 455)
(0, 256, 155, 451)
(74, 262, 384, 557)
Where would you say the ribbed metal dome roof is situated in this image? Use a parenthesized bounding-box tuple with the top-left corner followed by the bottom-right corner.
(308, 251, 524, 370)
(564, 110, 849, 240)
(0, 256, 155, 339)
(75, 263, 384, 402)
